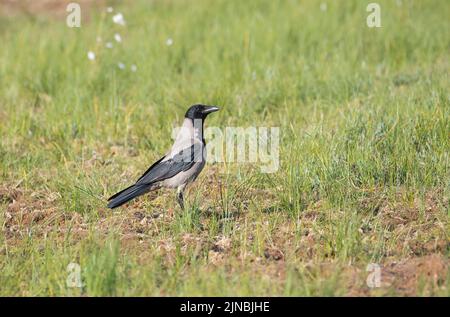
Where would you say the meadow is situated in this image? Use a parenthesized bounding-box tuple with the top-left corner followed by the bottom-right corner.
(0, 0, 448, 296)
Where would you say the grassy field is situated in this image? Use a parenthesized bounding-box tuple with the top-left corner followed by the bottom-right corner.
(0, 0, 448, 296)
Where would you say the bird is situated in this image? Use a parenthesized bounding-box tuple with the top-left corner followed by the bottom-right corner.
(107, 104, 219, 209)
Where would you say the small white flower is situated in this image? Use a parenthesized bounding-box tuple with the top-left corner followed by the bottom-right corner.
(114, 33, 122, 43)
(87, 51, 95, 61)
(107, 7, 113, 13)
(166, 38, 173, 46)
(118, 62, 125, 70)
(112, 13, 126, 26)
(96, 36, 102, 43)
(131, 64, 137, 72)
(106, 42, 113, 49)
(320, 3, 327, 11)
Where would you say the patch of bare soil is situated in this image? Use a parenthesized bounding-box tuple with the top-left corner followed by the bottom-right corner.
(377, 190, 448, 257)
(0, 187, 21, 203)
(357, 189, 448, 257)
(1, 185, 83, 245)
(1, 180, 447, 296)
(382, 254, 448, 296)
(345, 254, 449, 296)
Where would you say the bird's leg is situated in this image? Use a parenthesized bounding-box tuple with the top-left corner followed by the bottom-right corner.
(176, 186, 185, 210)
(177, 191, 184, 210)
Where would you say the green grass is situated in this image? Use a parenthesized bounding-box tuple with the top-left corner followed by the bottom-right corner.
(0, 0, 449, 296)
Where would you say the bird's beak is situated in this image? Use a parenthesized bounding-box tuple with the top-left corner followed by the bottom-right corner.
(202, 106, 220, 114)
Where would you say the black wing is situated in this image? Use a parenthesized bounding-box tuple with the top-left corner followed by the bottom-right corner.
(135, 143, 204, 185)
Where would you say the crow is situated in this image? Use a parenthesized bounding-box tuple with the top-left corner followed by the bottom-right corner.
(107, 104, 219, 209)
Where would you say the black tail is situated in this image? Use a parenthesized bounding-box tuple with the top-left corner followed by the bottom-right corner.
(107, 184, 150, 209)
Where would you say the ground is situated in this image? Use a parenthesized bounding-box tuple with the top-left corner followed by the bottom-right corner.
(0, 0, 448, 296)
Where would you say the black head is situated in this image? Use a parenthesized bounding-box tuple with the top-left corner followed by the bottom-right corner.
(185, 104, 219, 120)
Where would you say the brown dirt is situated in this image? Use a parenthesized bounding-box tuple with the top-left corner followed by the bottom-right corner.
(1, 183, 448, 296)
(379, 190, 448, 257)
(344, 254, 449, 296)
(1, 185, 84, 244)
(382, 254, 448, 296)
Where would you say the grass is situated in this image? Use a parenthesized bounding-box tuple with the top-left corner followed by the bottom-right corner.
(0, 0, 449, 296)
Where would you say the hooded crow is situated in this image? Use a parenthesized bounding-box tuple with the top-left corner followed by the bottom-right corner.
(107, 104, 219, 209)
